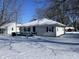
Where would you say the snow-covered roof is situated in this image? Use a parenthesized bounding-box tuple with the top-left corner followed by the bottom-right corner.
(17, 24, 22, 27)
(22, 18, 65, 27)
(0, 22, 21, 28)
(65, 27, 75, 29)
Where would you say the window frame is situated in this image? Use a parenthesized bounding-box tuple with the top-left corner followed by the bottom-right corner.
(46, 26, 54, 32)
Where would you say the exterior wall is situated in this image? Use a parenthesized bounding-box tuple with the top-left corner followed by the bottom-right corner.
(55, 27, 65, 36)
(20, 25, 56, 37)
(19, 25, 65, 37)
(7, 23, 20, 35)
(36, 25, 56, 36)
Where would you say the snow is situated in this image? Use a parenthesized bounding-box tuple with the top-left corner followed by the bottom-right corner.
(65, 27, 74, 30)
(0, 35, 79, 59)
(0, 22, 21, 28)
(66, 32, 79, 34)
(23, 18, 65, 27)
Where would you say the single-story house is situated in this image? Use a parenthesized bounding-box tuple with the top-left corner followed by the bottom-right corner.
(0, 22, 21, 35)
(20, 18, 65, 37)
(65, 27, 75, 32)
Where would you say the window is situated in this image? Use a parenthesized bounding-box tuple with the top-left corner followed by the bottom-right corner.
(12, 28, 13, 31)
(19, 27, 21, 31)
(23, 27, 31, 32)
(20, 27, 24, 32)
(28, 27, 30, 32)
(46, 27, 48, 32)
(24, 27, 26, 31)
(33, 26, 36, 32)
(46, 26, 54, 32)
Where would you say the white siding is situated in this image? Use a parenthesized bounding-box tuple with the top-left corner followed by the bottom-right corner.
(19, 25, 65, 37)
(7, 23, 20, 35)
(55, 27, 64, 36)
(36, 25, 55, 36)
(17, 27, 20, 32)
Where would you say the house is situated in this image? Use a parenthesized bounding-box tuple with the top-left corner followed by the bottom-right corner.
(65, 27, 75, 32)
(20, 18, 65, 37)
(0, 22, 21, 35)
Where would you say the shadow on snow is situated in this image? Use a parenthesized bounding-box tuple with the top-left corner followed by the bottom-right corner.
(0, 37, 79, 45)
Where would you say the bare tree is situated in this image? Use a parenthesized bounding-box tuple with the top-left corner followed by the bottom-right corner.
(0, 0, 24, 26)
(34, 0, 79, 27)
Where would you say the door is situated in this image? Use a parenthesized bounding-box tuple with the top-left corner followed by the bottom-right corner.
(33, 26, 36, 32)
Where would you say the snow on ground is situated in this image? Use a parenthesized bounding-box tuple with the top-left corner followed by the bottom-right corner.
(0, 35, 79, 59)
(66, 32, 79, 34)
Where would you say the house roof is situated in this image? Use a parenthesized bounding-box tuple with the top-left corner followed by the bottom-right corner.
(22, 18, 65, 27)
(65, 27, 75, 29)
(0, 22, 22, 28)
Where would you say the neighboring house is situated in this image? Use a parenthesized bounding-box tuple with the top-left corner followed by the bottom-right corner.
(0, 22, 21, 35)
(20, 18, 65, 37)
(65, 27, 75, 32)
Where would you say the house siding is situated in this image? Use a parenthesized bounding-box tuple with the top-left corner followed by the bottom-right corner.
(1, 23, 20, 35)
(55, 27, 65, 36)
(35, 25, 56, 36)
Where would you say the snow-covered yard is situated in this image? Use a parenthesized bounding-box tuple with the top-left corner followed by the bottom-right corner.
(0, 35, 79, 59)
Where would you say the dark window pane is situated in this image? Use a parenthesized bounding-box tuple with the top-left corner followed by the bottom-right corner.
(46, 27, 48, 32)
(33, 26, 36, 32)
(12, 28, 13, 31)
(24, 27, 26, 31)
(28, 27, 30, 32)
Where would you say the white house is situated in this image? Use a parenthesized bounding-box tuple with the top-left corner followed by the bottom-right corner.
(0, 22, 21, 35)
(20, 18, 65, 37)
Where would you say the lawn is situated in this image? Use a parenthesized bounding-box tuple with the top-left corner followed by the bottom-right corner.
(0, 35, 79, 59)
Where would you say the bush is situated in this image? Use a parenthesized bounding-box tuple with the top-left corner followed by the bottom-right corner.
(12, 32, 16, 36)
